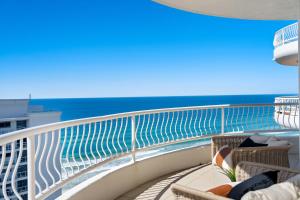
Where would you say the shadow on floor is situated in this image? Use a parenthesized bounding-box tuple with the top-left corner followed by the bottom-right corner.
(115, 163, 210, 200)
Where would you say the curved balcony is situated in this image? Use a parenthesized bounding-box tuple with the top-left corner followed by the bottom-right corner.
(0, 103, 298, 200)
(274, 96, 299, 129)
(273, 22, 298, 66)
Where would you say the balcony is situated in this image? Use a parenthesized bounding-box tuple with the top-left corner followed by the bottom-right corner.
(273, 22, 298, 66)
(0, 103, 299, 200)
(274, 96, 299, 129)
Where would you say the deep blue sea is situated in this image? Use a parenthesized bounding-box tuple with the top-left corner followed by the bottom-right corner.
(30, 94, 293, 121)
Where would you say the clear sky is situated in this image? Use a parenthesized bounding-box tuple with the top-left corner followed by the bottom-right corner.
(0, 0, 297, 99)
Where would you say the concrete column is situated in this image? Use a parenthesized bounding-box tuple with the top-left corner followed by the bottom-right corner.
(297, 19, 300, 163)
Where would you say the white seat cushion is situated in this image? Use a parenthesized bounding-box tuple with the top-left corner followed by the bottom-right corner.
(250, 135, 290, 147)
(241, 174, 300, 200)
(267, 140, 290, 147)
(266, 136, 279, 143)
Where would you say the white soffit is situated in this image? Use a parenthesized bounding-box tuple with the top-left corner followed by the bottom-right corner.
(154, 0, 300, 20)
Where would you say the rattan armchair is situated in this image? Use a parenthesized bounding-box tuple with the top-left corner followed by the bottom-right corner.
(172, 161, 300, 200)
(211, 135, 291, 168)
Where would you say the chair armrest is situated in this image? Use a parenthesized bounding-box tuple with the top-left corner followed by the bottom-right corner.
(171, 184, 232, 200)
(235, 161, 300, 182)
(231, 146, 291, 168)
(211, 135, 248, 158)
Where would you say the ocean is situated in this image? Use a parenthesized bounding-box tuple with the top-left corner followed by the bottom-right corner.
(30, 94, 292, 121)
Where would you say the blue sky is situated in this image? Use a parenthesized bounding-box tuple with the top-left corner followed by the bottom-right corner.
(0, 0, 297, 99)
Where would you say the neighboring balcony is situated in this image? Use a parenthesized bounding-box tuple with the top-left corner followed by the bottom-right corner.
(274, 96, 299, 129)
(273, 22, 298, 66)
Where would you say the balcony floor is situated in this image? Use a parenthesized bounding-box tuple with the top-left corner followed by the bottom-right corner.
(115, 163, 230, 200)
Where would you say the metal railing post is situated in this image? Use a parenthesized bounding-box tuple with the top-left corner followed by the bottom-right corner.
(27, 135, 35, 200)
(282, 29, 285, 45)
(131, 115, 136, 162)
(221, 107, 225, 134)
(297, 19, 300, 165)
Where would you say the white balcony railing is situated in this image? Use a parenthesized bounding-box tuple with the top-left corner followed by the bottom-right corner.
(274, 97, 299, 128)
(0, 103, 298, 200)
(275, 96, 299, 115)
(275, 96, 299, 104)
(273, 22, 298, 48)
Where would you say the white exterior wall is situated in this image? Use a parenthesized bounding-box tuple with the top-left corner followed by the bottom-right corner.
(28, 112, 61, 127)
(273, 40, 298, 66)
(0, 99, 28, 118)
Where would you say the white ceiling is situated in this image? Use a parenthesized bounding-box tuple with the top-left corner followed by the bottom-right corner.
(154, 0, 300, 20)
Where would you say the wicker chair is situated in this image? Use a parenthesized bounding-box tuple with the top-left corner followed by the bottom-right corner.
(172, 161, 300, 200)
(211, 135, 291, 168)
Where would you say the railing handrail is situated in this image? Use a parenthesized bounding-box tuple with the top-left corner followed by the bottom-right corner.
(0, 103, 296, 146)
(274, 22, 298, 36)
(273, 22, 298, 48)
(275, 96, 298, 100)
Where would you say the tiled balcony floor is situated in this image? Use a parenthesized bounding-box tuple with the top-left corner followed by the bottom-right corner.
(115, 163, 230, 200)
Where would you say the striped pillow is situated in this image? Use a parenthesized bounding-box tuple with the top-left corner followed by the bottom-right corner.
(212, 145, 233, 171)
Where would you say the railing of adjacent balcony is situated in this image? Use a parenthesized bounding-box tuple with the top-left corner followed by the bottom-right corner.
(0, 103, 298, 200)
(273, 22, 298, 48)
(275, 96, 299, 104)
(274, 97, 299, 129)
(275, 97, 299, 115)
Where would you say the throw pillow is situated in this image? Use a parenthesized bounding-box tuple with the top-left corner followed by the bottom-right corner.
(212, 145, 233, 171)
(228, 171, 278, 200)
(239, 137, 268, 148)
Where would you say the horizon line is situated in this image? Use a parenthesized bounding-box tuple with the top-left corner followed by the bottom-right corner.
(0, 92, 296, 100)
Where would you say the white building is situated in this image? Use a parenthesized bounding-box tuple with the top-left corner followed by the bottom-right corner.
(0, 99, 61, 200)
(0, 99, 61, 135)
